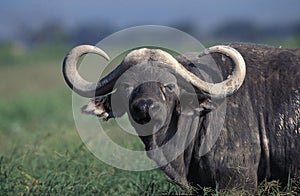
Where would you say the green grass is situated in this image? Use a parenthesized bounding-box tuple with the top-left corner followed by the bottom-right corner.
(0, 89, 185, 195)
(0, 42, 299, 195)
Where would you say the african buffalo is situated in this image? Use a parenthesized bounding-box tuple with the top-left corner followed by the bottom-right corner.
(62, 43, 300, 193)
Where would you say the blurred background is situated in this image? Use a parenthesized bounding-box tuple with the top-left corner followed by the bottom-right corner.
(1, 0, 300, 46)
(0, 0, 299, 194)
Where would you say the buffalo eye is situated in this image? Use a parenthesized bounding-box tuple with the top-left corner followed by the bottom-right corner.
(160, 83, 177, 102)
(164, 83, 176, 92)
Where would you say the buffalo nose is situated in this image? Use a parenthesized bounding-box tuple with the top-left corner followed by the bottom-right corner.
(131, 99, 153, 124)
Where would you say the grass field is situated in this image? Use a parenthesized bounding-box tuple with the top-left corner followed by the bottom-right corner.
(0, 42, 299, 195)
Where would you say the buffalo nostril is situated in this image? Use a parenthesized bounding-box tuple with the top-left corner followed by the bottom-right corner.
(133, 102, 148, 114)
(131, 100, 153, 124)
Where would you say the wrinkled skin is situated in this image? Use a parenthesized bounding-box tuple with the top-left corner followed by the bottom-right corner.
(82, 43, 300, 193)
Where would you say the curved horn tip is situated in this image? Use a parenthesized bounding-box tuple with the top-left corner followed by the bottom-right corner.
(187, 45, 246, 98)
(71, 45, 110, 61)
(62, 44, 112, 98)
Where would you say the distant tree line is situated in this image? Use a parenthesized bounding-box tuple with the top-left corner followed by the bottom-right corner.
(13, 20, 115, 46)
(211, 21, 300, 42)
(6, 20, 300, 46)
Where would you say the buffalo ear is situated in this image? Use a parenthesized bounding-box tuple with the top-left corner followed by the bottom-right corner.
(175, 98, 216, 117)
(81, 95, 114, 121)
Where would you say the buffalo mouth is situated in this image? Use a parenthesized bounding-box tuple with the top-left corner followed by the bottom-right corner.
(135, 117, 151, 125)
(131, 104, 151, 124)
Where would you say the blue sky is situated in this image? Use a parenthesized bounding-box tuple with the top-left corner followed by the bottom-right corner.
(0, 0, 300, 40)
